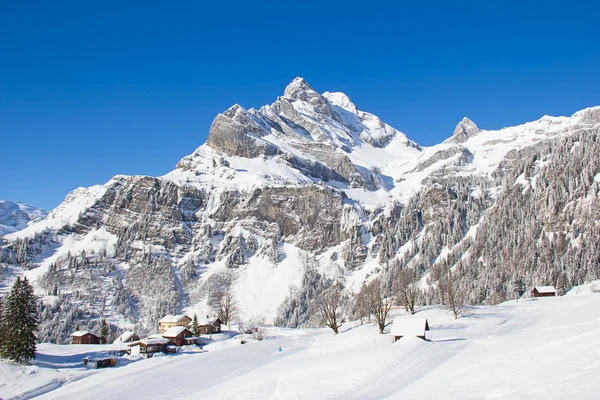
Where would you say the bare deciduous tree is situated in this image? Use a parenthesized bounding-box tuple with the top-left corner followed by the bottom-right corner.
(313, 284, 346, 334)
(216, 287, 239, 330)
(352, 288, 370, 325)
(358, 277, 393, 334)
(438, 268, 465, 320)
(254, 326, 267, 341)
(394, 269, 422, 315)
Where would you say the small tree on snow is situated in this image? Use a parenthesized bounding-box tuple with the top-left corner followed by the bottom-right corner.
(313, 284, 347, 334)
(358, 277, 393, 334)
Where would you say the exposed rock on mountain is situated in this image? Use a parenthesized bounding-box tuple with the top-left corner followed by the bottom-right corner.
(1, 78, 599, 343)
(449, 117, 480, 143)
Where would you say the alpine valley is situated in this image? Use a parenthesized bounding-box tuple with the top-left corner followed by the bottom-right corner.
(1, 78, 599, 342)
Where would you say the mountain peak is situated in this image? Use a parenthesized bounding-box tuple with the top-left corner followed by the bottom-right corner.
(222, 103, 248, 118)
(451, 117, 480, 143)
(283, 77, 319, 101)
(322, 91, 359, 114)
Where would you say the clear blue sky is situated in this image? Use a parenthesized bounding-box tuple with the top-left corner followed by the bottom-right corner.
(2, 1, 599, 210)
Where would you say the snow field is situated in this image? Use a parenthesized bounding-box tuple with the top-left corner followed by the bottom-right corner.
(3, 283, 600, 399)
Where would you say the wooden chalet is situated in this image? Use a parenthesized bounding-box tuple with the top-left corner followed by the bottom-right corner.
(390, 318, 430, 342)
(128, 337, 170, 358)
(159, 314, 192, 333)
(161, 326, 197, 346)
(197, 316, 224, 334)
(70, 331, 101, 345)
(531, 286, 557, 298)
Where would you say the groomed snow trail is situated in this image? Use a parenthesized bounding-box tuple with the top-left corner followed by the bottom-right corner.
(5, 286, 600, 399)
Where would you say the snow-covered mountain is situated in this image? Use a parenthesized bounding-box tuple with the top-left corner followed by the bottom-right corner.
(0, 200, 47, 236)
(1, 78, 599, 343)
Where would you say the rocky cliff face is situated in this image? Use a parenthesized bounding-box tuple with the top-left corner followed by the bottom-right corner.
(1, 78, 599, 343)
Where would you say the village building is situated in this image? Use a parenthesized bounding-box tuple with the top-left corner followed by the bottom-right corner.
(84, 357, 117, 368)
(390, 318, 430, 342)
(70, 331, 101, 345)
(113, 330, 140, 344)
(161, 326, 197, 346)
(531, 286, 557, 297)
(196, 316, 224, 334)
(128, 337, 170, 358)
(158, 314, 192, 333)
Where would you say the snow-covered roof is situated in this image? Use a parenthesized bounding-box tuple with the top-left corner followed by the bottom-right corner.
(130, 337, 170, 346)
(70, 330, 92, 337)
(113, 330, 138, 343)
(162, 326, 192, 338)
(390, 318, 430, 337)
(196, 316, 221, 326)
(159, 314, 190, 323)
(534, 286, 557, 293)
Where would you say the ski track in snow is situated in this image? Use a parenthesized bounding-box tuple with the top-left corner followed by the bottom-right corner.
(2, 285, 599, 400)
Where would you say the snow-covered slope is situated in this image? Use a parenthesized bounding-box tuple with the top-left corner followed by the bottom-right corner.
(0, 200, 47, 236)
(3, 284, 600, 399)
(1, 78, 599, 344)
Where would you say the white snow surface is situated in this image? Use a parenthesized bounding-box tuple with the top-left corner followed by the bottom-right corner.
(4, 282, 600, 399)
(113, 331, 137, 343)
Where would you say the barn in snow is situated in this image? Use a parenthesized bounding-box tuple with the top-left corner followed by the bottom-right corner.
(161, 326, 197, 346)
(390, 318, 430, 342)
(531, 286, 557, 298)
(70, 331, 101, 345)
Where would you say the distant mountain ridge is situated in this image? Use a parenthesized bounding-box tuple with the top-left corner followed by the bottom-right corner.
(1, 78, 599, 343)
(0, 200, 47, 236)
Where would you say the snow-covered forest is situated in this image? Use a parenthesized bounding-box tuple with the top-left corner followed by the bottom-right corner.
(1, 79, 599, 343)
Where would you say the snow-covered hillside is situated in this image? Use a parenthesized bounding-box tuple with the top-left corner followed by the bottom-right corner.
(0, 201, 47, 236)
(1, 78, 599, 343)
(3, 283, 600, 399)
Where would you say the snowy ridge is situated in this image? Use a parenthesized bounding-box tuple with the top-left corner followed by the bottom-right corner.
(1, 78, 599, 344)
(173, 79, 598, 208)
(0, 200, 47, 236)
(6, 184, 108, 240)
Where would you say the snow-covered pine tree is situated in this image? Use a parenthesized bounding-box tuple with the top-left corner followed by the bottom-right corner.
(0, 277, 38, 363)
(100, 319, 108, 344)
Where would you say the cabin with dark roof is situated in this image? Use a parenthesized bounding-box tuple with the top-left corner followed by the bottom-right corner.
(197, 316, 224, 334)
(70, 331, 101, 345)
(161, 326, 196, 346)
(128, 337, 170, 358)
(531, 286, 557, 298)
